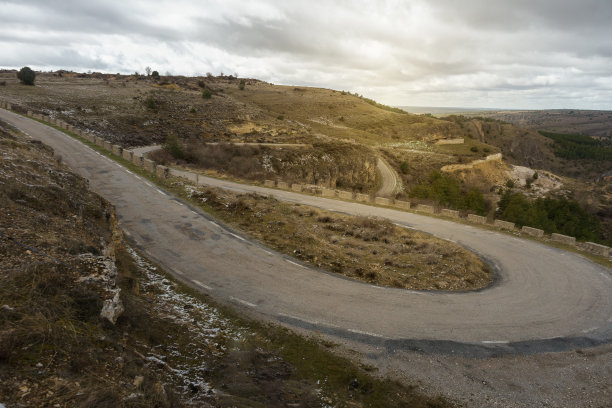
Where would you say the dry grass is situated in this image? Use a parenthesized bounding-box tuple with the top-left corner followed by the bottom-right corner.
(182, 185, 492, 291)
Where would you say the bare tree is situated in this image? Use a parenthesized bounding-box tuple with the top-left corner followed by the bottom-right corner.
(145, 66, 152, 76)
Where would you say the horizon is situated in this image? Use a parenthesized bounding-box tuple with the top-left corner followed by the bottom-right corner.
(2, 0, 611, 110)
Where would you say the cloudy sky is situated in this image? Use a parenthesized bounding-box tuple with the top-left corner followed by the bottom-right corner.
(1, 0, 611, 109)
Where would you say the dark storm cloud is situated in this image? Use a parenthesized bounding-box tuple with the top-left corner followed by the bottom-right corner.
(1, 0, 611, 109)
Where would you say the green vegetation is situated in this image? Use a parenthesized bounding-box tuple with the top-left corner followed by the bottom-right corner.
(17, 66, 35, 85)
(400, 161, 410, 174)
(202, 88, 211, 99)
(239, 79, 246, 90)
(497, 191, 602, 242)
(539, 130, 612, 161)
(163, 133, 184, 159)
(151, 70, 160, 80)
(409, 171, 488, 215)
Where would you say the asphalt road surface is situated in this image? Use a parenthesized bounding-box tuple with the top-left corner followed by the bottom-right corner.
(2, 109, 611, 356)
(375, 156, 401, 197)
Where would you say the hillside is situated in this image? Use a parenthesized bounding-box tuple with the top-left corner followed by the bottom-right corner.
(464, 109, 612, 139)
(0, 119, 452, 407)
(1, 70, 608, 242)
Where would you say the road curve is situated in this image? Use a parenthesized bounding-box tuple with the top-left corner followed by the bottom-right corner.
(375, 157, 401, 196)
(2, 109, 611, 355)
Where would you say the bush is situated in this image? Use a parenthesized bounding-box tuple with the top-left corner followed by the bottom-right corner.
(163, 134, 184, 159)
(505, 179, 515, 188)
(277, 115, 284, 120)
(470, 146, 478, 153)
(202, 89, 211, 99)
(239, 79, 246, 90)
(151, 70, 160, 80)
(496, 191, 602, 241)
(400, 161, 409, 174)
(198, 80, 205, 88)
(17, 66, 35, 85)
(409, 171, 488, 215)
(533, 172, 539, 180)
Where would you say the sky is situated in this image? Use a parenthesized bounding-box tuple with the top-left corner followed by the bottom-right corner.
(1, 0, 611, 110)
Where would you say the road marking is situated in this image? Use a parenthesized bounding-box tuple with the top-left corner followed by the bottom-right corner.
(263, 250, 273, 256)
(156, 189, 165, 196)
(192, 279, 212, 290)
(144, 182, 152, 187)
(347, 328, 386, 338)
(599, 272, 611, 281)
(286, 259, 304, 268)
(581, 326, 598, 334)
(229, 232, 246, 241)
(482, 340, 509, 344)
(191, 210, 198, 215)
(176, 202, 184, 206)
(230, 296, 256, 308)
(210, 221, 220, 228)
(277, 313, 320, 326)
(173, 269, 185, 276)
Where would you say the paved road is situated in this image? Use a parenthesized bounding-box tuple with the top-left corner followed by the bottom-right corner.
(376, 157, 401, 196)
(2, 109, 611, 355)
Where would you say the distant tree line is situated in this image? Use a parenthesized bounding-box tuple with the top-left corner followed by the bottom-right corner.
(409, 171, 488, 215)
(539, 130, 612, 161)
(496, 190, 602, 242)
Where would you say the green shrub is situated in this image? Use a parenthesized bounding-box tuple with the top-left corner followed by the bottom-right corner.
(163, 134, 184, 159)
(400, 161, 409, 174)
(198, 80, 205, 88)
(533, 172, 539, 180)
(202, 89, 211, 99)
(239, 79, 246, 90)
(409, 171, 488, 215)
(17, 66, 35, 85)
(496, 191, 602, 241)
(505, 179, 515, 188)
(470, 146, 478, 153)
(277, 115, 284, 120)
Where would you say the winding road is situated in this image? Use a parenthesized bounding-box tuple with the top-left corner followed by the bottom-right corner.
(2, 109, 611, 356)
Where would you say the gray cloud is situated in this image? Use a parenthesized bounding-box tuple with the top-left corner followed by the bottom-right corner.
(1, 0, 611, 109)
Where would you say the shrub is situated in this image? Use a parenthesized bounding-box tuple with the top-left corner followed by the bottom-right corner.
(198, 80, 205, 88)
(17, 66, 35, 85)
(239, 79, 246, 90)
(163, 134, 184, 159)
(151, 70, 160, 80)
(505, 179, 515, 188)
(533, 172, 539, 180)
(202, 89, 211, 99)
(470, 146, 478, 153)
(400, 161, 409, 174)
(277, 115, 284, 120)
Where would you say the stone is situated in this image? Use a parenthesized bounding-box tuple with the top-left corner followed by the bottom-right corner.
(551, 233, 576, 246)
(321, 188, 335, 197)
(374, 197, 391, 206)
(394, 200, 411, 210)
(441, 209, 460, 218)
(100, 291, 124, 324)
(467, 214, 486, 224)
(277, 181, 289, 190)
(494, 219, 515, 230)
(264, 180, 275, 187)
(291, 183, 302, 192)
(415, 204, 434, 213)
(355, 193, 370, 202)
(337, 190, 353, 200)
(522, 226, 544, 238)
(583, 242, 610, 257)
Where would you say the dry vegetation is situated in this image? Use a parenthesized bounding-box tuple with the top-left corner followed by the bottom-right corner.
(0, 120, 456, 407)
(152, 141, 380, 192)
(175, 182, 492, 291)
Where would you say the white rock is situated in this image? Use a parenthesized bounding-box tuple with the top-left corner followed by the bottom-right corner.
(100, 291, 125, 324)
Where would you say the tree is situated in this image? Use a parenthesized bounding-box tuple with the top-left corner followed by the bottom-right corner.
(17, 66, 35, 85)
(151, 70, 160, 80)
(145, 66, 152, 76)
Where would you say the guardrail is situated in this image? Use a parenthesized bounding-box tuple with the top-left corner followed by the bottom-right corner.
(4, 101, 610, 259)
